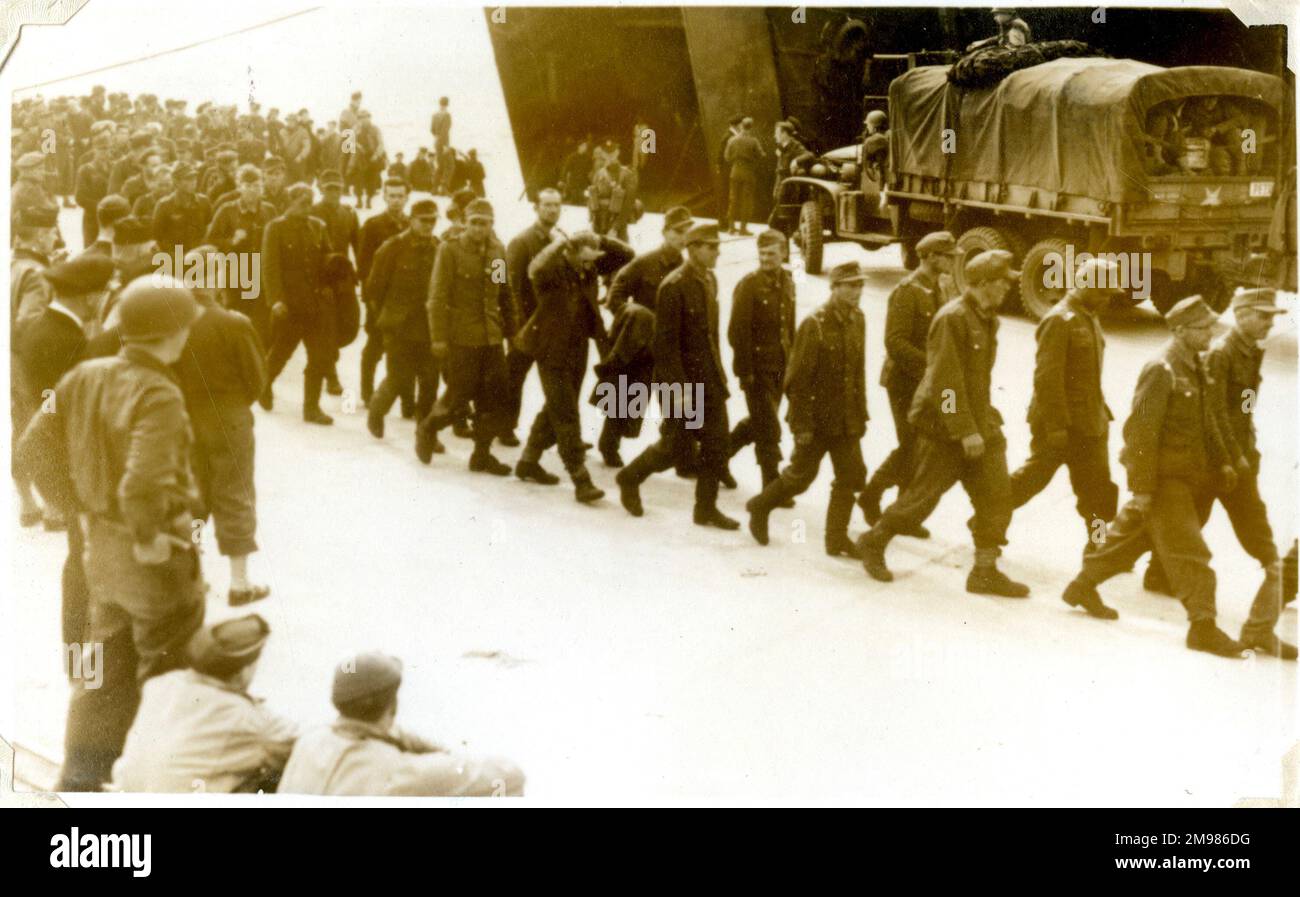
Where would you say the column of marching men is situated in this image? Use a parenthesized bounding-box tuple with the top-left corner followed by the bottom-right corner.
(10, 90, 1298, 798)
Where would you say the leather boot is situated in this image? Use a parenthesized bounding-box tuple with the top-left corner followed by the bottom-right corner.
(745, 492, 774, 545)
(694, 504, 740, 530)
(857, 477, 884, 525)
(615, 460, 648, 517)
(1062, 579, 1118, 620)
(516, 459, 560, 485)
(303, 373, 334, 425)
(598, 423, 623, 468)
(572, 467, 605, 504)
(824, 488, 859, 558)
(761, 463, 793, 508)
(1142, 557, 1174, 596)
(967, 548, 1029, 598)
(1186, 620, 1246, 659)
(858, 527, 893, 582)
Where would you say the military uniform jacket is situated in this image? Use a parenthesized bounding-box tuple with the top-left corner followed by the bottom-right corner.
(175, 304, 266, 418)
(505, 221, 553, 323)
(427, 230, 515, 348)
(515, 236, 633, 369)
(18, 346, 195, 541)
(365, 228, 440, 342)
(606, 243, 682, 314)
(261, 212, 332, 316)
(311, 200, 360, 263)
(725, 134, 763, 179)
(1120, 339, 1230, 495)
(15, 302, 86, 403)
(1025, 292, 1112, 437)
(278, 718, 524, 797)
(152, 191, 213, 254)
(909, 294, 1003, 445)
(357, 210, 407, 281)
(75, 160, 109, 212)
(784, 299, 867, 439)
(10, 247, 52, 328)
(204, 198, 277, 255)
(1206, 328, 1265, 468)
(653, 261, 728, 397)
(111, 669, 297, 794)
(881, 268, 941, 391)
(728, 267, 796, 380)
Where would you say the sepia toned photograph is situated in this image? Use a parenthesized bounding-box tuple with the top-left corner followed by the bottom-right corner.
(2, 0, 1297, 817)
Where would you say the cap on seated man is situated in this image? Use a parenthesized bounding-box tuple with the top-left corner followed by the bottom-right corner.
(110, 614, 298, 793)
(277, 651, 526, 797)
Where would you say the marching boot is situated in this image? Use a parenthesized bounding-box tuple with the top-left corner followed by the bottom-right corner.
(303, 373, 334, 425)
(745, 478, 792, 546)
(359, 363, 374, 406)
(414, 419, 444, 464)
(452, 419, 474, 439)
(497, 431, 521, 448)
(1142, 557, 1174, 596)
(598, 423, 623, 468)
(515, 458, 560, 485)
(468, 445, 510, 476)
(693, 474, 739, 530)
(857, 478, 884, 525)
(967, 548, 1029, 597)
(615, 464, 646, 517)
(366, 402, 386, 439)
(719, 463, 737, 490)
(858, 527, 894, 582)
(325, 368, 344, 396)
(824, 488, 860, 559)
(1237, 627, 1297, 660)
(1061, 578, 1118, 620)
(258, 383, 273, 411)
(1186, 620, 1247, 659)
(761, 463, 794, 508)
(571, 467, 605, 504)
(694, 504, 741, 530)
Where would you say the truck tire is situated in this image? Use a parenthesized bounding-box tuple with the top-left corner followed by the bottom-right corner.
(798, 199, 825, 275)
(1019, 237, 1072, 321)
(954, 225, 1025, 311)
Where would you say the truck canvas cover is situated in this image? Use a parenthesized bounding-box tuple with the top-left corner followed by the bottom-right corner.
(888, 57, 1284, 207)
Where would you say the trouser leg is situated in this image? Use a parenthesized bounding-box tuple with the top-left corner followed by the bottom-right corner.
(877, 435, 962, 537)
(866, 383, 917, 495)
(359, 324, 384, 400)
(470, 345, 510, 452)
(1147, 479, 1218, 624)
(1220, 469, 1282, 637)
(1064, 434, 1119, 534)
(826, 436, 867, 546)
(505, 348, 533, 432)
(200, 414, 257, 558)
(370, 336, 415, 420)
(414, 346, 440, 421)
(1009, 431, 1065, 510)
(264, 314, 304, 387)
(959, 439, 1014, 552)
(418, 345, 477, 436)
(62, 519, 89, 649)
(692, 388, 730, 511)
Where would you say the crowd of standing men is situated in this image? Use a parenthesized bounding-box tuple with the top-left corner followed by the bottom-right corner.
(8, 80, 1297, 797)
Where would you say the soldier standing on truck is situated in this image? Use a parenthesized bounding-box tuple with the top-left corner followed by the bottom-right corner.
(857, 250, 1030, 598)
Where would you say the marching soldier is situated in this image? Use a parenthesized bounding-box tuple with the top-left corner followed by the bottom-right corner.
(1008, 257, 1122, 546)
(365, 199, 442, 438)
(310, 169, 360, 265)
(110, 615, 298, 793)
(858, 250, 1029, 597)
(175, 247, 269, 606)
(512, 231, 634, 502)
(150, 161, 212, 257)
(746, 261, 869, 558)
(261, 183, 336, 424)
(615, 224, 739, 530)
(279, 651, 524, 797)
(19, 278, 206, 791)
(727, 229, 796, 495)
(357, 177, 410, 407)
(414, 198, 516, 474)
(1061, 298, 1249, 657)
(204, 164, 277, 344)
(503, 188, 563, 447)
(1204, 288, 1295, 659)
(594, 206, 693, 468)
(859, 231, 957, 535)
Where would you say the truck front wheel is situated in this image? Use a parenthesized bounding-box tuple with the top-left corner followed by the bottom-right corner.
(1019, 237, 1072, 321)
(798, 199, 825, 275)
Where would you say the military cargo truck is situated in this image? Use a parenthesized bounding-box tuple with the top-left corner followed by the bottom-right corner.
(771, 57, 1288, 318)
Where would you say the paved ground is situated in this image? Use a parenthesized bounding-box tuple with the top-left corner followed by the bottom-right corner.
(6, 192, 1296, 804)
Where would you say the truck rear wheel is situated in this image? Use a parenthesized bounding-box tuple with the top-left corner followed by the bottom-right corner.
(797, 199, 824, 275)
(1019, 237, 1072, 321)
(954, 226, 1025, 311)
